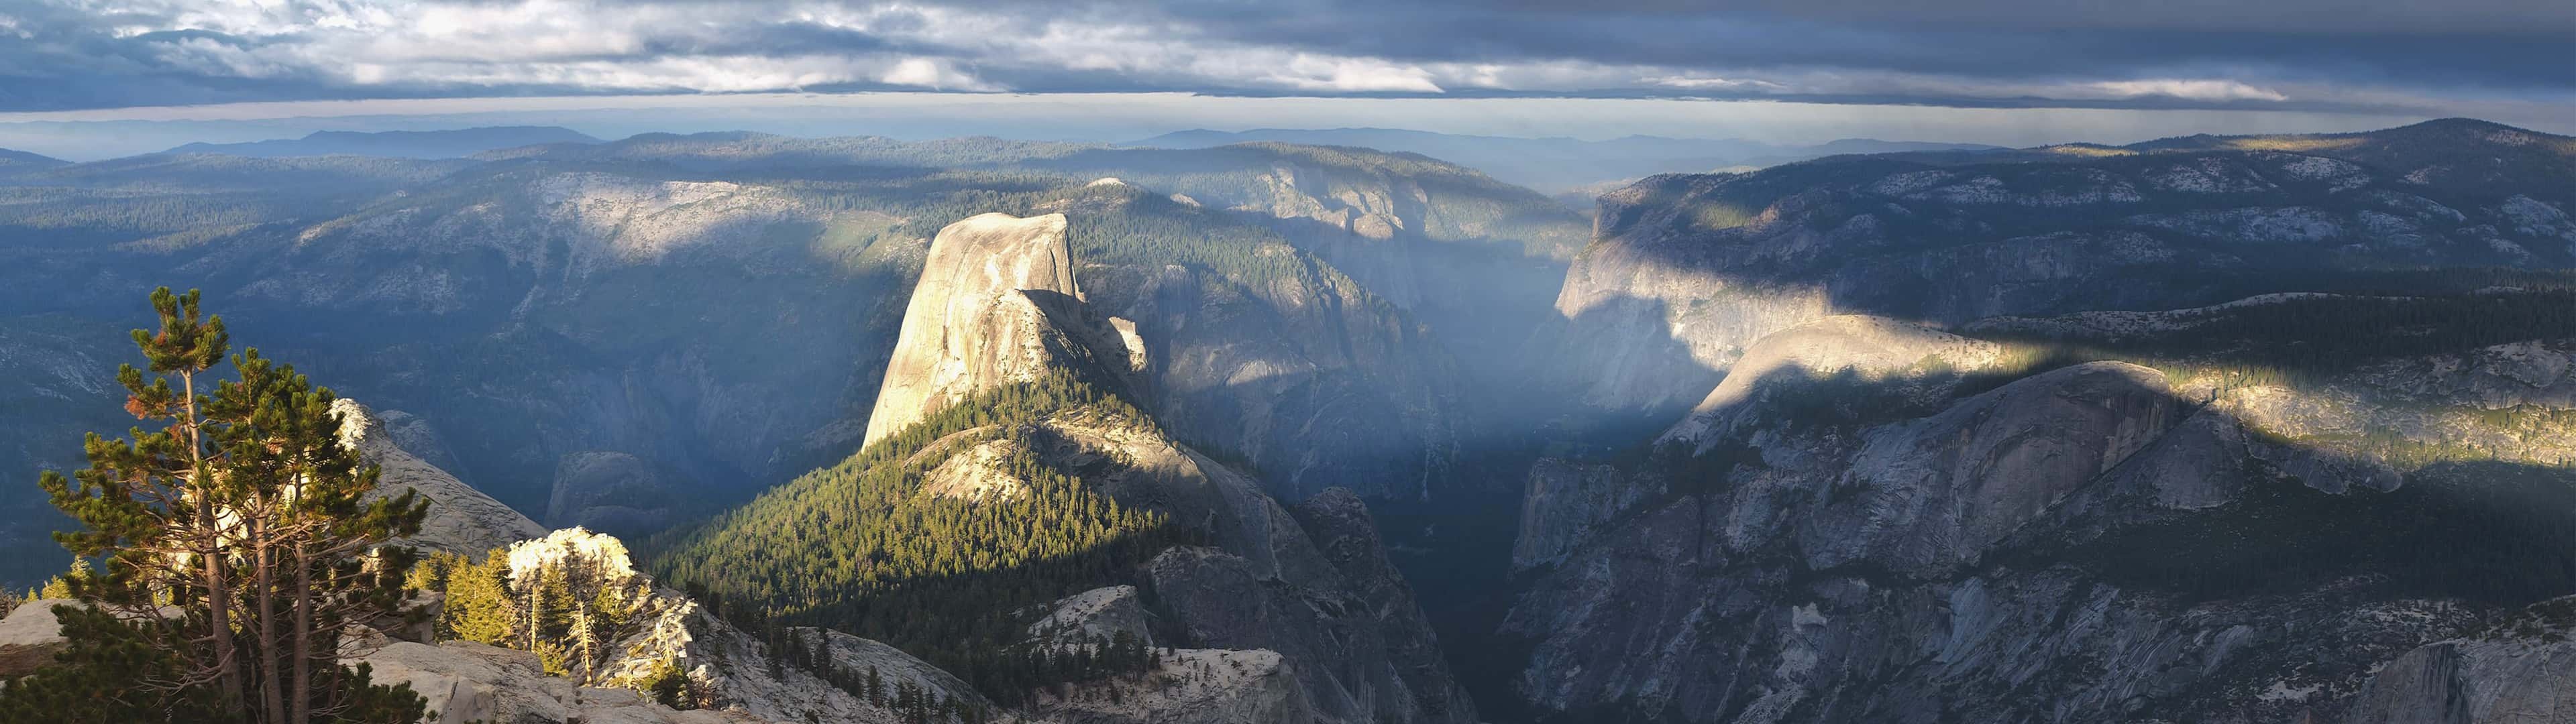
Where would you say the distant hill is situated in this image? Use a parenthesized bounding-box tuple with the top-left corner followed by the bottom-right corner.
(1124, 127, 1997, 192)
(0, 147, 67, 174)
(1821, 117, 2576, 208)
(164, 126, 602, 159)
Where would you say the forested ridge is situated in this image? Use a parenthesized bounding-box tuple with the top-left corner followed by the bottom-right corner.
(647, 372, 1195, 703)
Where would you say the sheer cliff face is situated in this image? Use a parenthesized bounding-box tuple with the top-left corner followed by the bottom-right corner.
(1506, 308, 2576, 723)
(862, 212, 1085, 447)
(1508, 124, 2575, 721)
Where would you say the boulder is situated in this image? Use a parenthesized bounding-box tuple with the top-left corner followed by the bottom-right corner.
(0, 599, 72, 677)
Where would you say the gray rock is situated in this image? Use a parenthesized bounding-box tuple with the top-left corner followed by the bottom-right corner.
(1512, 457, 1668, 572)
(333, 398, 546, 556)
(1503, 311, 2573, 723)
(1031, 648, 1313, 724)
(1030, 586, 1156, 648)
(2345, 597, 2576, 724)
(863, 212, 1087, 447)
(355, 640, 756, 724)
(0, 599, 71, 677)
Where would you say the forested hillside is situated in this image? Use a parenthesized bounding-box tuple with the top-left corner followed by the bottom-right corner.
(651, 375, 1185, 701)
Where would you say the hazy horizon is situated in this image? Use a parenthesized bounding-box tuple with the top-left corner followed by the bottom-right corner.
(4, 92, 2559, 162)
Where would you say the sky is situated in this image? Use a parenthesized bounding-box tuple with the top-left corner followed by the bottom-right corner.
(0, 0, 2570, 158)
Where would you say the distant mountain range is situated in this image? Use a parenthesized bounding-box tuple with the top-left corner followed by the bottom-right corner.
(163, 126, 602, 159)
(1126, 127, 1999, 193)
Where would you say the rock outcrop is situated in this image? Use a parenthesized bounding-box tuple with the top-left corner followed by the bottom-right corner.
(2345, 597, 2576, 724)
(0, 599, 72, 677)
(843, 210, 1477, 723)
(1512, 458, 1668, 573)
(1031, 648, 1313, 724)
(1504, 303, 2576, 723)
(864, 212, 1096, 447)
(358, 640, 757, 724)
(1028, 585, 1155, 648)
(1013, 404, 1478, 723)
(359, 526, 973, 723)
(333, 398, 546, 556)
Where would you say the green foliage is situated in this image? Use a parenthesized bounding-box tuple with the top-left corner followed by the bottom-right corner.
(3, 288, 429, 723)
(417, 552, 516, 647)
(642, 658, 696, 710)
(0, 604, 235, 723)
(649, 373, 1193, 703)
(405, 535, 655, 688)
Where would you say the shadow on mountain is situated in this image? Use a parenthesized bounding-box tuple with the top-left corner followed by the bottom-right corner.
(1564, 122, 2576, 381)
(1501, 322, 2576, 721)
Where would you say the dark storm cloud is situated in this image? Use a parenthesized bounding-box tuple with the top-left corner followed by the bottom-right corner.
(0, 0, 2567, 113)
(1133, 0, 2575, 88)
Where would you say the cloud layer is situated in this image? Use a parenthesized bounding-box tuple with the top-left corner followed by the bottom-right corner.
(0, 0, 2568, 113)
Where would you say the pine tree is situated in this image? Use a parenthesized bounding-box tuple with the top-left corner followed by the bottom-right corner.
(867, 664, 885, 708)
(810, 629, 831, 676)
(3, 288, 430, 723)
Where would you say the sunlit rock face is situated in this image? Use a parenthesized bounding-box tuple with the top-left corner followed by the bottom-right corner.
(1656, 315, 2008, 455)
(863, 212, 1089, 447)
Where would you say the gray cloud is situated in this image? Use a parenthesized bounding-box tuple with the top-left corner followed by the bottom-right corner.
(0, 0, 2566, 115)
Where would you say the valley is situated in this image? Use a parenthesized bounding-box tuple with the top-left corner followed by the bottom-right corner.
(0, 117, 2571, 723)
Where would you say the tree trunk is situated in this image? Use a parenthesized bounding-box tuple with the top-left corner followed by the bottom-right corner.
(184, 371, 247, 707)
(256, 510, 286, 724)
(289, 542, 313, 724)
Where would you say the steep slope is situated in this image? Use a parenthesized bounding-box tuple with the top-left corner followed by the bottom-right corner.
(1049, 184, 1468, 500)
(346, 428, 989, 724)
(1552, 119, 2576, 416)
(2344, 595, 2576, 723)
(1505, 291, 2576, 723)
(863, 212, 1102, 446)
(332, 398, 547, 556)
(655, 211, 1476, 723)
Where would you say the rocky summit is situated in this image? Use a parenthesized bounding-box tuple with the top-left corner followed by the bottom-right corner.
(865, 212, 1092, 447)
